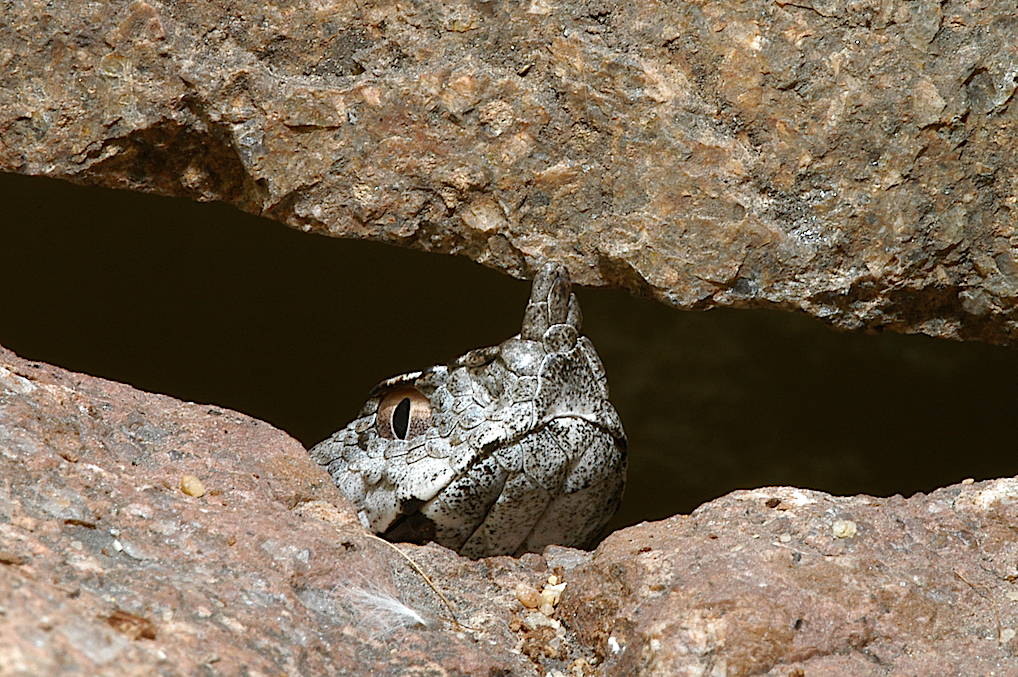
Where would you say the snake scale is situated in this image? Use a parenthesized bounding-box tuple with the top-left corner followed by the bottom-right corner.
(309, 263, 627, 558)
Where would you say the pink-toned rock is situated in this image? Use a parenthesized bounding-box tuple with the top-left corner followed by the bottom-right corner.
(0, 344, 553, 676)
(4, 341, 1018, 675)
(561, 484, 1018, 676)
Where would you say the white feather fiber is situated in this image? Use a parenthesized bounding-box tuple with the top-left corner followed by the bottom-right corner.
(340, 576, 432, 637)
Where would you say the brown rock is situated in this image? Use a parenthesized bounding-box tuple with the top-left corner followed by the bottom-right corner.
(561, 484, 1018, 676)
(1, 0, 1016, 344)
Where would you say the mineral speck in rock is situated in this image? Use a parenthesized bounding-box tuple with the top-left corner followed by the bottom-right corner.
(831, 519, 858, 539)
(180, 474, 206, 497)
(105, 609, 157, 641)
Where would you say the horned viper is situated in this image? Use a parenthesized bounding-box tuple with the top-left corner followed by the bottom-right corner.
(310, 263, 627, 558)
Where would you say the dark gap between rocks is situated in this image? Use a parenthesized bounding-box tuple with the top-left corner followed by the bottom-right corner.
(2, 171, 1018, 536)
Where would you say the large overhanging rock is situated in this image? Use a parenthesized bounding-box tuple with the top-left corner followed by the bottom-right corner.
(4, 344, 1018, 674)
(1, 0, 1016, 344)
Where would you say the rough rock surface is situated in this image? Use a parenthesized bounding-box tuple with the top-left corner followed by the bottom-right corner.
(2, 0, 1017, 344)
(562, 484, 1018, 676)
(4, 343, 1018, 676)
(0, 344, 558, 676)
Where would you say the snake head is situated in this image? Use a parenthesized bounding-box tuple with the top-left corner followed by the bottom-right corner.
(310, 263, 627, 558)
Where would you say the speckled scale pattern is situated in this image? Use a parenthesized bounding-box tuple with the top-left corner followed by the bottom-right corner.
(309, 263, 627, 558)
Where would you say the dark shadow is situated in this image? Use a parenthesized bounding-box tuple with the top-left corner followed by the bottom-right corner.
(2, 172, 1017, 533)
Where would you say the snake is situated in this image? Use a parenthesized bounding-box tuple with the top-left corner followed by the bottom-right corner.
(309, 263, 627, 558)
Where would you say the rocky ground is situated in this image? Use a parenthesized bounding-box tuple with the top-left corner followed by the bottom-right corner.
(3, 343, 1018, 676)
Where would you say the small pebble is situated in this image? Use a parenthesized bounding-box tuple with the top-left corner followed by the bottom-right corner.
(515, 583, 541, 609)
(539, 581, 567, 609)
(181, 475, 206, 498)
(570, 658, 591, 677)
(523, 609, 560, 630)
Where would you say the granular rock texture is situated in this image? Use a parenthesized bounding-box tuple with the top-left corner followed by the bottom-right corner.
(561, 484, 1018, 676)
(2, 0, 1017, 344)
(4, 343, 1018, 676)
(0, 344, 552, 676)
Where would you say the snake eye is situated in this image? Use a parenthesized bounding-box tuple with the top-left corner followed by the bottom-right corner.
(377, 387, 432, 440)
(392, 397, 411, 439)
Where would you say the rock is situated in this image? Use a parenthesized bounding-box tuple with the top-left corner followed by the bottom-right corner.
(4, 342, 1018, 675)
(560, 484, 1018, 676)
(1, 0, 1016, 344)
(0, 344, 562, 676)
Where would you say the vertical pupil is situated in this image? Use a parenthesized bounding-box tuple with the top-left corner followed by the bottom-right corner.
(392, 397, 411, 439)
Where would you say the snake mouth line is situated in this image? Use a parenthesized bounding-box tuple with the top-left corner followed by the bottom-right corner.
(382, 414, 624, 553)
